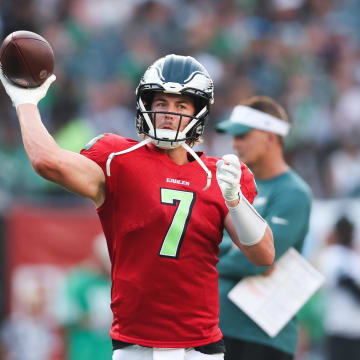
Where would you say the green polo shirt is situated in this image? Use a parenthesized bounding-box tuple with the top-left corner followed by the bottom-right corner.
(218, 169, 312, 355)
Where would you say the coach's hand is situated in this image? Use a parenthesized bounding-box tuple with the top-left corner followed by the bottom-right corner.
(216, 154, 242, 202)
(0, 67, 56, 108)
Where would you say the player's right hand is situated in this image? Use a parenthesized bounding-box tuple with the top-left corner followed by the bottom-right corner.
(0, 66, 56, 108)
(216, 154, 242, 202)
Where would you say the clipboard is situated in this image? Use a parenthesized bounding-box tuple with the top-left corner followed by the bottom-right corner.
(227, 247, 325, 337)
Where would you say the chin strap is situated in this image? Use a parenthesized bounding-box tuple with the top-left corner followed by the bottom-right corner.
(181, 142, 212, 191)
(106, 137, 212, 191)
(106, 138, 152, 176)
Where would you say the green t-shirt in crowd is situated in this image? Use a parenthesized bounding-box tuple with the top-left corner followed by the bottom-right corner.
(218, 169, 312, 355)
(57, 268, 112, 360)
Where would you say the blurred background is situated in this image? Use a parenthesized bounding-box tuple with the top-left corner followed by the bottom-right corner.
(1, 0, 360, 359)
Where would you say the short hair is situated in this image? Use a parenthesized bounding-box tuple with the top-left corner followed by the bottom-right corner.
(239, 96, 289, 122)
(335, 216, 354, 247)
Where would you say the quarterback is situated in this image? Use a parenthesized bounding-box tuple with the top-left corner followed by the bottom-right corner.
(0, 54, 274, 360)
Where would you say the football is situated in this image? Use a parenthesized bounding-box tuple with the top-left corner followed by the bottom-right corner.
(0, 30, 54, 88)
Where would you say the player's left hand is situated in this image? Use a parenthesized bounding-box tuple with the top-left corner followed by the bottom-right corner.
(0, 66, 56, 108)
(216, 154, 241, 202)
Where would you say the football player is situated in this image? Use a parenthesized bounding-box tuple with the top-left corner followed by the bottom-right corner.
(0, 55, 274, 360)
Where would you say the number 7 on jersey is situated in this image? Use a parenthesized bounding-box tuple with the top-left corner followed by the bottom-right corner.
(159, 188, 196, 258)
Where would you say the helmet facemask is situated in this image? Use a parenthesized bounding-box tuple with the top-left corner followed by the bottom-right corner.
(136, 92, 208, 149)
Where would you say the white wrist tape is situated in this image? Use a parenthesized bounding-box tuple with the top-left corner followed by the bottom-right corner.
(228, 195, 267, 246)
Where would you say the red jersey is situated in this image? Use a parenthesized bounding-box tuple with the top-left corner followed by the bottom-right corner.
(80, 134, 257, 348)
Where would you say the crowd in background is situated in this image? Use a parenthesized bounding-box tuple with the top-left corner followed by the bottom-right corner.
(1, 1, 360, 359)
(1, 0, 360, 204)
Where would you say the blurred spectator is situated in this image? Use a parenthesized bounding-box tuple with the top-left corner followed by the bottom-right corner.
(82, 80, 135, 138)
(0, 266, 63, 360)
(325, 137, 360, 197)
(55, 233, 112, 360)
(317, 216, 360, 360)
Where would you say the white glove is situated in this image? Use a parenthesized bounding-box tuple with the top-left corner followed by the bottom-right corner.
(0, 67, 56, 108)
(216, 154, 242, 202)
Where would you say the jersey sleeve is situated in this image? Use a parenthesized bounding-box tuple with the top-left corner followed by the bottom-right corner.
(240, 162, 257, 204)
(80, 134, 115, 174)
(80, 133, 136, 175)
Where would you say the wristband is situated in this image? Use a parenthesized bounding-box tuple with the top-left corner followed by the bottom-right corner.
(228, 195, 267, 246)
